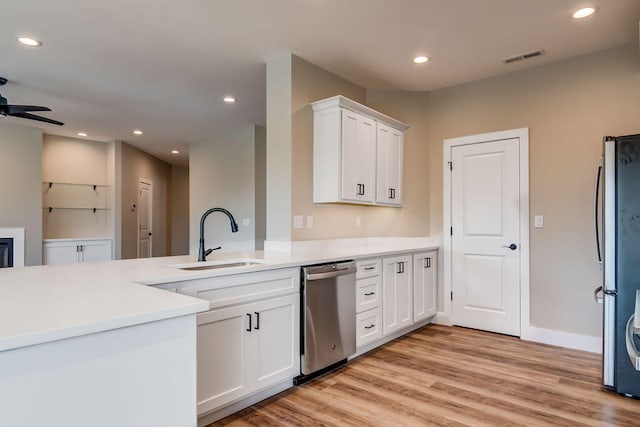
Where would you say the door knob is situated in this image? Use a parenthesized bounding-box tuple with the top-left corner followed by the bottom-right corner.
(502, 243, 517, 250)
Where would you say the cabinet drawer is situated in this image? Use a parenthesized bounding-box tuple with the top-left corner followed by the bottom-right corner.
(356, 308, 382, 348)
(356, 276, 380, 313)
(356, 258, 381, 279)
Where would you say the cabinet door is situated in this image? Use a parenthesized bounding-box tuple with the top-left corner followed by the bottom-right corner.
(413, 252, 438, 322)
(79, 240, 112, 263)
(382, 255, 413, 335)
(341, 109, 376, 203)
(253, 294, 300, 390)
(197, 303, 253, 415)
(43, 242, 79, 265)
(376, 124, 404, 206)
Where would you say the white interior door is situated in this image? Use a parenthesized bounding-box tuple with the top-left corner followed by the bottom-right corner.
(451, 138, 520, 336)
(138, 178, 153, 258)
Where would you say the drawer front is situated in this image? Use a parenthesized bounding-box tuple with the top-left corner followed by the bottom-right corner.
(356, 308, 382, 348)
(356, 276, 380, 313)
(356, 258, 381, 279)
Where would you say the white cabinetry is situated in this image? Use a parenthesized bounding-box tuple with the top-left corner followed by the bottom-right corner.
(413, 251, 438, 322)
(154, 267, 300, 422)
(197, 294, 298, 415)
(355, 258, 383, 348)
(312, 95, 409, 206)
(376, 124, 404, 206)
(382, 254, 413, 335)
(43, 238, 112, 265)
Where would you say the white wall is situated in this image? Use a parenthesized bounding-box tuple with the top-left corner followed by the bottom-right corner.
(189, 125, 257, 255)
(0, 122, 43, 265)
(170, 164, 190, 255)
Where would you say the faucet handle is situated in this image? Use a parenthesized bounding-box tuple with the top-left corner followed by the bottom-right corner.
(204, 246, 222, 258)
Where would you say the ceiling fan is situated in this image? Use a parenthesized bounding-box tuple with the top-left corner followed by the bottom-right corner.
(0, 77, 64, 126)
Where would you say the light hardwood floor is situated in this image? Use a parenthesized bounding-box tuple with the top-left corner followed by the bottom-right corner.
(210, 325, 640, 426)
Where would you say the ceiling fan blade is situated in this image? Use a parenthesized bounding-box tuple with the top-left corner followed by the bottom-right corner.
(6, 105, 52, 114)
(10, 112, 64, 126)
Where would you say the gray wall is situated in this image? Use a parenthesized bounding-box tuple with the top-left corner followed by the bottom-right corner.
(120, 142, 172, 259)
(170, 164, 190, 255)
(189, 125, 257, 254)
(423, 44, 640, 338)
(0, 122, 43, 265)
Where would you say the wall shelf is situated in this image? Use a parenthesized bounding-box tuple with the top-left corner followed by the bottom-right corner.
(44, 181, 110, 191)
(45, 207, 110, 213)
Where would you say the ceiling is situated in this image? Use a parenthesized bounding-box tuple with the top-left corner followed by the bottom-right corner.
(1, 1, 639, 166)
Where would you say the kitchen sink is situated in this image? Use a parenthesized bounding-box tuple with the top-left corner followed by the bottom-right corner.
(171, 259, 266, 271)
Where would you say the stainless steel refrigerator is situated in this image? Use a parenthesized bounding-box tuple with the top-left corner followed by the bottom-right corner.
(595, 134, 640, 397)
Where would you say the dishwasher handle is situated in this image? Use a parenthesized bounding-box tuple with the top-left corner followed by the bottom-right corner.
(306, 266, 357, 281)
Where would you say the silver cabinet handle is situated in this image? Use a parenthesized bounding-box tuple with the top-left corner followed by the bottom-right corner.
(364, 266, 375, 271)
(626, 315, 640, 371)
(594, 158, 603, 268)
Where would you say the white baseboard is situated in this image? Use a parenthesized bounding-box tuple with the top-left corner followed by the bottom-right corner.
(521, 326, 602, 354)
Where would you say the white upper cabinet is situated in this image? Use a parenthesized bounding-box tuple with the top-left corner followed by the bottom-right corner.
(312, 95, 409, 206)
(376, 124, 404, 206)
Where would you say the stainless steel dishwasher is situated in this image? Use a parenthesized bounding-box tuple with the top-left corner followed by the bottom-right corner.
(297, 261, 357, 383)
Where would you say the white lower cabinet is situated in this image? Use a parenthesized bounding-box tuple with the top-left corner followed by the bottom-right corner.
(356, 308, 382, 347)
(382, 254, 413, 335)
(413, 251, 438, 322)
(43, 238, 112, 265)
(197, 294, 299, 416)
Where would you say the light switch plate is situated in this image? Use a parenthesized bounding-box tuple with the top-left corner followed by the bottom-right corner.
(242, 218, 251, 227)
(534, 215, 544, 228)
(293, 215, 304, 229)
(307, 216, 313, 228)
(355, 216, 361, 227)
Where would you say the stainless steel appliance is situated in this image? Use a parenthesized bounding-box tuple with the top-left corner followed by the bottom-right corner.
(298, 261, 356, 382)
(594, 134, 640, 397)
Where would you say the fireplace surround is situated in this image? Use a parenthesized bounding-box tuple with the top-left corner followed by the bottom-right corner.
(0, 228, 25, 268)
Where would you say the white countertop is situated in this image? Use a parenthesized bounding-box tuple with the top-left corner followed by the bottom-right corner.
(0, 238, 439, 352)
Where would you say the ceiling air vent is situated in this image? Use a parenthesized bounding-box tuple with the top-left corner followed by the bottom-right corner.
(502, 49, 545, 64)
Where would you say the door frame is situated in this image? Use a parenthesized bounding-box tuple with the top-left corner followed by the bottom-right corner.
(137, 177, 153, 258)
(441, 128, 530, 336)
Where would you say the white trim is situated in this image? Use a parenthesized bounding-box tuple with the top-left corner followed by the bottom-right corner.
(0, 227, 25, 267)
(137, 177, 153, 258)
(442, 128, 530, 336)
(521, 326, 601, 353)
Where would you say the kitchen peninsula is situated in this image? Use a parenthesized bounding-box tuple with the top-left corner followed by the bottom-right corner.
(0, 238, 439, 426)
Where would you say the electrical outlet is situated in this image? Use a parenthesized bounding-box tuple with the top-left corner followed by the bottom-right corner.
(307, 216, 313, 228)
(534, 215, 544, 228)
(355, 216, 361, 227)
(293, 215, 304, 229)
(242, 218, 251, 227)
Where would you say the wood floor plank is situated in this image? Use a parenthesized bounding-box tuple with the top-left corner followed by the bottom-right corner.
(209, 325, 640, 427)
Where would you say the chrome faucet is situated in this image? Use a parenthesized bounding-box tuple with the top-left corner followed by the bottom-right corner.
(198, 208, 239, 261)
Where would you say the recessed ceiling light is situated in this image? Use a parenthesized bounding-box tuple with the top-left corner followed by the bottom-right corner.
(133, 129, 143, 135)
(77, 132, 87, 137)
(223, 96, 236, 103)
(572, 7, 596, 19)
(171, 150, 179, 154)
(413, 56, 430, 64)
(16, 36, 43, 47)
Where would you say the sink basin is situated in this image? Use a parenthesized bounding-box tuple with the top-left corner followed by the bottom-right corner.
(171, 259, 266, 271)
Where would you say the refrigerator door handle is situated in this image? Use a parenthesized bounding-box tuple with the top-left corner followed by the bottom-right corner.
(594, 158, 603, 269)
(625, 315, 640, 371)
(594, 286, 604, 304)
